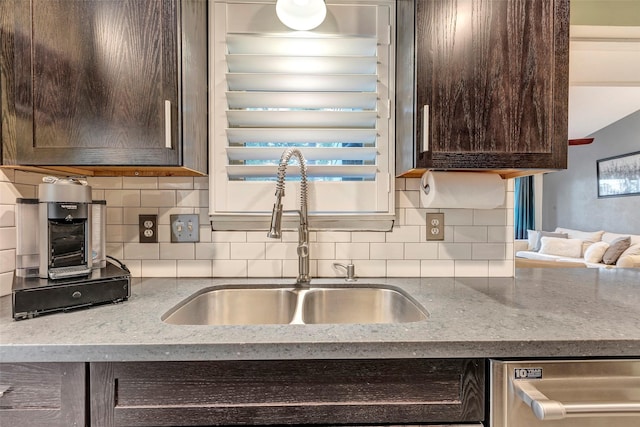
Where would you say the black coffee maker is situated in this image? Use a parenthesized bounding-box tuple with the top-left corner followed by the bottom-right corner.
(38, 177, 93, 280)
(12, 177, 130, 320)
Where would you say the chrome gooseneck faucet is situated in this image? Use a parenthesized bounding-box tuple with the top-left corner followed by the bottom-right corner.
(267, 148, 310, 285)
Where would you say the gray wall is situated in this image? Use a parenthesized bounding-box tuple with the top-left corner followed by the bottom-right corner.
(542, 110, 640, 235)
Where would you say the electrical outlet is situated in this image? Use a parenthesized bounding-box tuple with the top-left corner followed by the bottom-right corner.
(426, 213, 445, 241)
(170, 214, 200, 243)
(139, 214, 158, 243)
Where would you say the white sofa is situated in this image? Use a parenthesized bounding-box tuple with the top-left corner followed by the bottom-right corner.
(515, 227, 640, 268)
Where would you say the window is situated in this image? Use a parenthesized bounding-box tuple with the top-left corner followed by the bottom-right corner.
(209, 0, 395, 230)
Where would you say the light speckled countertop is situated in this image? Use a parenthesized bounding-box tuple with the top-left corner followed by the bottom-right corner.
(1, 268, 639, 362)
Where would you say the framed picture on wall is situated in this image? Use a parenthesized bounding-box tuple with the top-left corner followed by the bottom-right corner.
(597, 151, 640, 198)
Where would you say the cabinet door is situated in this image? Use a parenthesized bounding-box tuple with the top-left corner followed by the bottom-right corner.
(0, 362, 85, 426)
(414, 0, 569, 170)
(3, 0, 179, 166)
(90, 359, 484, 426)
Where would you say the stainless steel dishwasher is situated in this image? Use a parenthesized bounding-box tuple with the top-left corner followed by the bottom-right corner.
(490, 359, 640, 426)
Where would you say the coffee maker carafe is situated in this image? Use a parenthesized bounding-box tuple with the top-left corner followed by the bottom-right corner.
(38, 177, 93, 280)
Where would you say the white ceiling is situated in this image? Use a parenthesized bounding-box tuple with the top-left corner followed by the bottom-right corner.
(568, 25, 640, 139)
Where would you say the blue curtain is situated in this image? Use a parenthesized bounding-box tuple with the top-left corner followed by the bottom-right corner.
(514, 176, 535, 239)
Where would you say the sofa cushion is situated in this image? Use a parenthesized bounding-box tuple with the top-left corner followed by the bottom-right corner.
(555, 227, 605, 255)
(602, 236, 631, 265)
(533, 231, 568, 252)
(603, 232, 640, 246)
(584, 241, 610, 264)
(526, 230, 538, 250)
(539, 237, 583, 258)
(515, 251, 564, 262)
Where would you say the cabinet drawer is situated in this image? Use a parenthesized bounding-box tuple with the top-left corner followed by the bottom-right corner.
(0, 362, 85, 426)
(90, 359, 484, 426)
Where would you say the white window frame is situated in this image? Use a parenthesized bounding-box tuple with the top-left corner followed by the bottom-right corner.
(208, 0, 396, 231)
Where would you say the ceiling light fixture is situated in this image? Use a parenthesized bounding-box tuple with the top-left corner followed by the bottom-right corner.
(276, 0, 327, 31)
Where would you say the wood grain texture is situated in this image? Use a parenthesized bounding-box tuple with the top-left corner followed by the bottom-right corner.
(411, 0, 569, 170)
(90, 359, 484, 426)
(1, 0, 207, 174)
(0, 362, 85, 426)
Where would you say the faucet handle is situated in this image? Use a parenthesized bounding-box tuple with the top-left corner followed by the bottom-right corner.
(333, 262, 357, 282)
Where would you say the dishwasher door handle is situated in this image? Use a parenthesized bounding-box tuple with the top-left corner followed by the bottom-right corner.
(514, 379, 640, 421)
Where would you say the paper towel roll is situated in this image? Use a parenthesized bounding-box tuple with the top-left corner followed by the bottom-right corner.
(420, 171, 505, 209)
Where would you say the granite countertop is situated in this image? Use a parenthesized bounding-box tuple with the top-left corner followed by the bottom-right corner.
(1, 268, 639, 363)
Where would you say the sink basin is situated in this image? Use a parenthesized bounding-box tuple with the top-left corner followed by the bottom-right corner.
(301, 288, 427, 324)
(161, 284, 428, 326)
(162, 287, 297, 325)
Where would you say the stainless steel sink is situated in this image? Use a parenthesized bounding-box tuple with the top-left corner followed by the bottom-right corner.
(301, 288, 427, 324)
(161, 287, 297, 325)
(161, 284, 428, 326)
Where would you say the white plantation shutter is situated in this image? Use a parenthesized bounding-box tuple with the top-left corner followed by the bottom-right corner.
(209, 1, 395, 230)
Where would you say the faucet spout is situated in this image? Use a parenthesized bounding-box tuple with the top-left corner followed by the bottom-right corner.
(267, 148, 310, 285)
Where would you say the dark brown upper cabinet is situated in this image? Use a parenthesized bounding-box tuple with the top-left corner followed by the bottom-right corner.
(0, 0, 207, 176)
(396, 0, 569, 177)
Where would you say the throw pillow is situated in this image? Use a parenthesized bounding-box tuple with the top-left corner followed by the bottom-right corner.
(539, 237, 583, 258)
(583, 241, 610, 264)
(534, 231, 568, 252)
(602, 236, 631, 265)
(527, 230, 538, 250)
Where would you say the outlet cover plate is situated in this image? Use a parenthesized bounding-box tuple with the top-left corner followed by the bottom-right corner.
(170, 214, 200, 243)
(426, 213, 445, 241)
(139, 214, 158, 243)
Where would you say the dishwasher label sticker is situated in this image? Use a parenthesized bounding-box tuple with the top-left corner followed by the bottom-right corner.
(514, 368, 543, 380)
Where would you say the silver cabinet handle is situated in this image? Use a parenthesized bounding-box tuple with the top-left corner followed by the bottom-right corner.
(165, 100, 172, 149)
(514, 379, 640, 420)
(422, 104, 429, 152)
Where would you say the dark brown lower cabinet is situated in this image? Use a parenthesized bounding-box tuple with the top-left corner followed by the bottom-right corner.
(0, 362, 85, 426)
(89, 359, 484, 426)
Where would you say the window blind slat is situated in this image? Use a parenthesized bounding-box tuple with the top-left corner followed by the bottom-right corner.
(227, 73, 377, 92)
(227, 165, 377, 179)
(227, 34, 377, 56)
(227, 147, 377, 162)
(227, 92, 377, 110)
(226, 128, 377, 144)
(227, 111, 377, 128)
(227, 55, 377, 74)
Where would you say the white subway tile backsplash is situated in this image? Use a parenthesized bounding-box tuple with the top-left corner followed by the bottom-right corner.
(403, 242, 439, 260)
(159, 177, 193, 189)
(105, 189, 140, 207)
(473, 209, 507, 226)
(472, 243, 506, 260)
(0, 204, 15, 227)
(386, 260, 420, 277)
(141, 190, 176, 207)
(230, 242, 265, 260)
(441, 209, 473, 225)
(196, 242, 230, 260)
(351, 231, 386, 243)
(438, 243, 472, 260)
(0, 174, 515, 281)
(124, 243, 159, 260)
(212, 260, 247, 277)
(248, 259, 282, 278)
(160, 243, 195, 260)
(0, 271, 13, 296)
(421, 260, 455, 277)
(177, 260, 212, 277)
(370, 242, 403, 260)
(177, 189, 207, 207)
(0, 227, 16, 251)
(123, 177, 157, 189)
(386, 225, 420, 243)
(454, 260, 489, 277)
(0, 249, 16, 273)
(335, 242, 370, 260)
(141, 260, 176, 277)
(454, 226, 488, 243)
